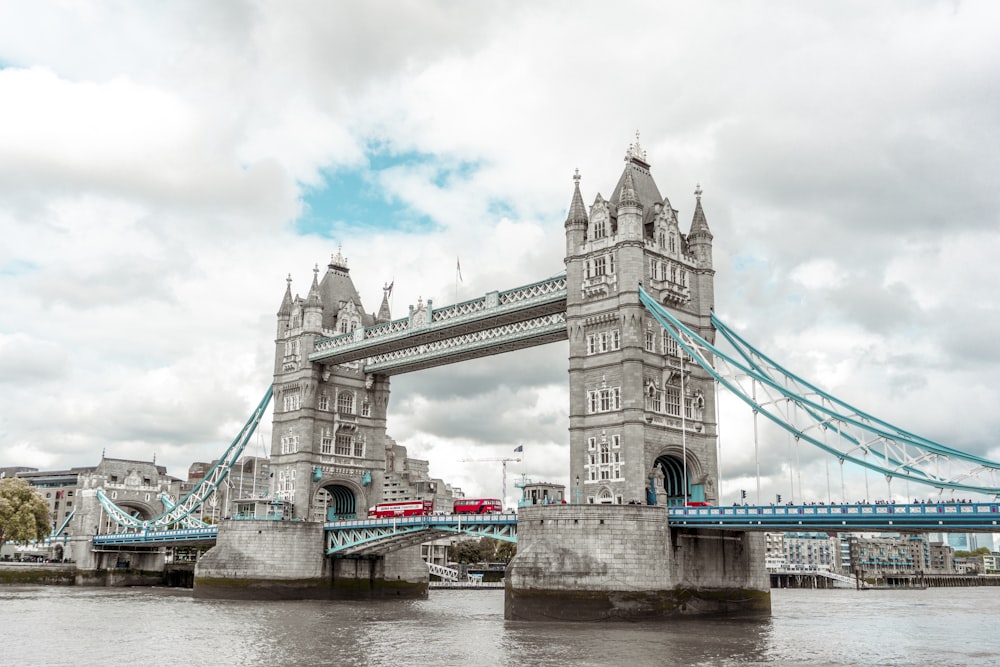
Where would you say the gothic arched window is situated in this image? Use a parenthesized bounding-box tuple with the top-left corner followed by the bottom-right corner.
(336, 391, 354, 414)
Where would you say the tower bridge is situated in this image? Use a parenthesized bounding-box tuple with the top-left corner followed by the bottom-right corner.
(68, 136, 1000, 619)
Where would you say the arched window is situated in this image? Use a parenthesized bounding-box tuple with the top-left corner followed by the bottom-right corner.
(336, 391, 354, 414)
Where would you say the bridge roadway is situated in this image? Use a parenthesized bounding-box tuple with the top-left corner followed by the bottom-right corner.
(89, 502, 1000, 552)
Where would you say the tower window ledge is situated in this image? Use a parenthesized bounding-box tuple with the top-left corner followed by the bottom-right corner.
(582, 274, 618, 298)
(649, 280, 690, 305)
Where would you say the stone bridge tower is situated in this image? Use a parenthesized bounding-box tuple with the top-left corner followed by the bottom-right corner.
(270, 249, 393, 521)
(564, 137, 718, 507)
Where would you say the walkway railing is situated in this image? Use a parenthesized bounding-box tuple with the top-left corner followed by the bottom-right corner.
(92, 526, 219, 546)
(88, 502, 997, 551)
(667, 502, 1000, 531)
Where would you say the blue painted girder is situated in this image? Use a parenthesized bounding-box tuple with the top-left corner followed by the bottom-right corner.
(325, 513, 518, 556)
(667, 502, 1000, 532)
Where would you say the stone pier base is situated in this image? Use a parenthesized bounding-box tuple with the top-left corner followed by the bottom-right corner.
(195, 520, 327, 599)
(194, 520, 428, 600)
(505, 505, 770, 621)
(329, 546, 428, 599)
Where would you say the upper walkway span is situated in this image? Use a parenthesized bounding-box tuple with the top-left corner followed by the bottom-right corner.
(309, 276, 568, 374)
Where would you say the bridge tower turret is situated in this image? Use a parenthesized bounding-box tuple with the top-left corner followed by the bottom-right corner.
(564, 136, 719, 508)
(564, 168, 588, 255)
(686, 184, 715, 324)
(269, 248, 389, 522)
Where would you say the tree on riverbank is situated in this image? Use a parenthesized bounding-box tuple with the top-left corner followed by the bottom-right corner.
(448, 537, 516, 564)
(0, 478, 50, 551)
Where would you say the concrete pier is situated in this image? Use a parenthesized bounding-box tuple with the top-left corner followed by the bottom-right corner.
(505, 504, 770, 621)
(194, 520, 427, 599)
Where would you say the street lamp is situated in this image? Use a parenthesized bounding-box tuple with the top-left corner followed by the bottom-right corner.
(575, 475, 581, 504)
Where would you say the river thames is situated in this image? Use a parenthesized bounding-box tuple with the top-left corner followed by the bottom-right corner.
(3, 586, 999, 666)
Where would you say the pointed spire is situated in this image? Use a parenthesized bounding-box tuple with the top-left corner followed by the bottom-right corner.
(619, 165, 640, 210)
(565, 168, 589, 228)
(377, 282, 392, 323)
(306, 264, 322, 307)
(689, 183, 712, 239)
(277, 273, 293, 317)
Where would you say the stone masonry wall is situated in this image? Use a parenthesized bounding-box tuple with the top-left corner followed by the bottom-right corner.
(507, 504, 671, 592)
(505, 504, 770, 620)
(194, 520, 326, 598)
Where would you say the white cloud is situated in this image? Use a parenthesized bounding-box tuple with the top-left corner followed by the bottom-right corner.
(789, 259, 846, 290)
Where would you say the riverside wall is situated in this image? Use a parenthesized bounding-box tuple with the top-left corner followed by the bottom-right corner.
(505, 504, 770, 621)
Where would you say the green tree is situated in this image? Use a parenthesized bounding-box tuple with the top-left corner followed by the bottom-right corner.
(0, 478, 50, 550)
(448, 538, 488, 564)
(954, 546, 992, 558)
(447, 537, 517, 564)
(493, 540, 517, 563)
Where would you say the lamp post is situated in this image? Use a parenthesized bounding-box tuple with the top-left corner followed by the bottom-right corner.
(575, 475, 581, 504)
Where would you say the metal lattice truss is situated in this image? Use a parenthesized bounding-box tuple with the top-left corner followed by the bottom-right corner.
(638, 287, 1000, 496)
(159, 494, 210, 528)
(96, 387, 274, 529)
(364, 313, 567, 374)
(325, 515, 517, 556)
(309, 275, 568, 374)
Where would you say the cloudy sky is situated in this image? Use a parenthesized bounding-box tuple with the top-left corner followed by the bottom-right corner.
(2, 1, 999, 510)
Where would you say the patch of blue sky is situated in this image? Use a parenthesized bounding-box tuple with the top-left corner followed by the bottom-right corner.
(730, 253, 769, 273)
(0, 259, 38, 276)
(487, 199, 516, 220)
(297, 150, 483, 239)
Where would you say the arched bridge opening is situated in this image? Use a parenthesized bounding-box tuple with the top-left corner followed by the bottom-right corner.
(653, 454, 706, 507)
(316, 483, 359, 521)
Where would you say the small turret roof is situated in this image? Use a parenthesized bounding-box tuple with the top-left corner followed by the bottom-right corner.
(306, 264, 323, 308)
(277, 274, 293, 317)
(689, 184, 713, 239)
(376, 283, 392, 323)
(565, 168, 589, 227)
(618, 165, 641, 209)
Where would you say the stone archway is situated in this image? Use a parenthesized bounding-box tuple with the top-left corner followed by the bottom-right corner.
(596, 487, 614, 504)
(313, 482, 361, 521)
(652, 453, 706, 507)
(98, 500, 159, 533)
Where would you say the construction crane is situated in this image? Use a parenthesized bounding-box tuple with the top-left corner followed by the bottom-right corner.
(458, 456, 522, 508)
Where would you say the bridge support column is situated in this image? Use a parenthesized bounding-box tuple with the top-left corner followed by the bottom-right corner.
(329, 545, 428, 599)
(505, 505, 770, 621)
(194, 520, 329, 599)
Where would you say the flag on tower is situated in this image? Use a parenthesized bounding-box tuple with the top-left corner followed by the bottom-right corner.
(456, 257, 463, 282)
(513, 445, 523, 453)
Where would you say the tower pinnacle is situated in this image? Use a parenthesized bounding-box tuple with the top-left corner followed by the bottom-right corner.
(626, 130, 647, 162)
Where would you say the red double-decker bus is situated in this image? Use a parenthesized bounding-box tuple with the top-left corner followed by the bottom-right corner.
(452, 498, 503, 514)
(368, 499, 434, 518)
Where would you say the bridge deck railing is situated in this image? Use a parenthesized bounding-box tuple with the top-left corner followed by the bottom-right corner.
(92, 526, 219, 546)
(323, 512, 519, 532)
(667, 502, 1000, 531)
